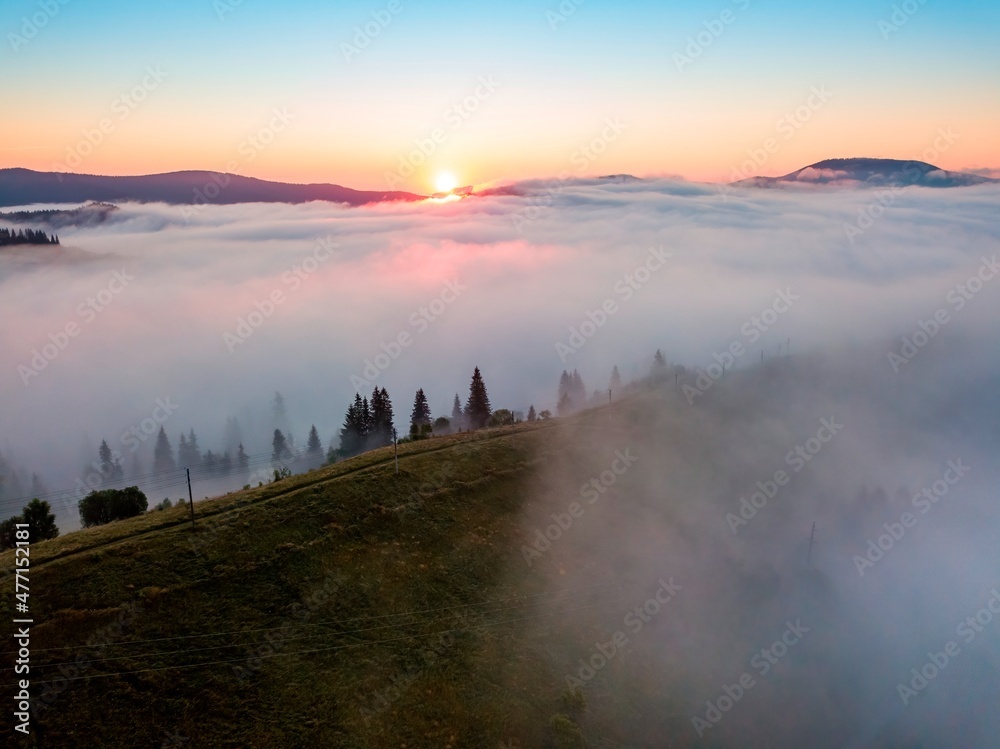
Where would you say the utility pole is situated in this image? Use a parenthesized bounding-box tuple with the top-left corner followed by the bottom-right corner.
(393, 428, 399, 475)
(186, 468, 195, 529)
(806, 522, 816, 567)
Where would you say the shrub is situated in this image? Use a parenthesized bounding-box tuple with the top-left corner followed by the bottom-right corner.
(79, 486, 149, 528)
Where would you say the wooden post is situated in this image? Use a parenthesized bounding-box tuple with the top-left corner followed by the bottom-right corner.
(186, 468, 195, 528)
(393, 428, 398, 475)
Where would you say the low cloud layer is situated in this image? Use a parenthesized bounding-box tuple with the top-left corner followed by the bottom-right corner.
(0, 178, 997, 530)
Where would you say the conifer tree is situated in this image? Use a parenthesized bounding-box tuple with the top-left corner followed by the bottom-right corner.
(410, 389, 431, 435)
(271, 429, 291, 463)
(202, 450, 219, 475)
(307, 425, 322, 454)
(464, 367, 492, 429)
(237, 443, 249, 475)
(527, 404, 537, 422)
(370, 388, 394, 448)
(339, 394, 368, 457)
(153, 427, 175, 472)
(571, 370, 586, 406)
(98, 439, 124, 480)
(186, 429, 202, 467)
(451, 394, 464, 431)
(558, 370, 572, 406)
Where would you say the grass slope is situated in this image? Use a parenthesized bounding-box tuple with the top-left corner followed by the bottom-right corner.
(0, 418, 613, 748)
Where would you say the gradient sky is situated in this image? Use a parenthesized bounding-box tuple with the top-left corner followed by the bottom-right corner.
(2, 0, 998, 191)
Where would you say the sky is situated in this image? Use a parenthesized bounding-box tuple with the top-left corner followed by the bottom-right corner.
(2, 0, 999, 191)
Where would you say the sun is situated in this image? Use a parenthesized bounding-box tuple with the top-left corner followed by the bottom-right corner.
(435, 172, 457, 193)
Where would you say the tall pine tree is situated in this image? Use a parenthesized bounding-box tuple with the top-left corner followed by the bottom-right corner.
(307, 425, 322, 454)
(369, 387, 394, 448)
(464, 367, 492, 429)
(410, 389, 431, 435)
(339, 394, 368, 457)
(272, 429, 291, 463)
(237, 443, 250, 476)
(153, 427, 175, 473)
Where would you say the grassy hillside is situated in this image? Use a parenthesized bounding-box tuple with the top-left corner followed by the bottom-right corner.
(0, 413, 644, 749)
(3, 365, 937, 748)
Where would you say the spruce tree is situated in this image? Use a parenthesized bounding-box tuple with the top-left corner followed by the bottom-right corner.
(98, 440, 122, 480)
(527, 404, 537, 422)
(451, 394, 463, 431)
(202, 450, 219, 475)
(272, 391, 290, 433)
(558, 370, 571, 407)
(224, 416, 243, 454)
(99, 439, 113, 475)
(464, 367, 492, 429)
(186, 429, 201, 467)
(571, 370, 586, 406)
(153, 427, 175, 472)
(410, 389, 431, 434)
(370, 388, 394, 448)
(307, 425, 322, 454)
(339, 394, 367, 457)
(272, 429, 291, 463)
(237, 443, 250, 475)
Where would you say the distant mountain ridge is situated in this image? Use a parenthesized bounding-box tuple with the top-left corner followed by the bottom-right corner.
(0, 168, 426, 208)
(735, 158, 998, 188)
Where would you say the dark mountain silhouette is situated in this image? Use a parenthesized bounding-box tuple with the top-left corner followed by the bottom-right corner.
(0, 168, 426, 208)
(735, 158, 998, 188)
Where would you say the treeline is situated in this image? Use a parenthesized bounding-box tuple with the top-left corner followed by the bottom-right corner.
(0, 350, 681, 542)
(335, 366, 499, 459)
(0, 227, 59, 246)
